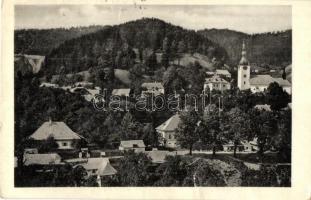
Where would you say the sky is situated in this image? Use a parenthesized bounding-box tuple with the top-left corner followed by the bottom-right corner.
(15, 5, 291, 34)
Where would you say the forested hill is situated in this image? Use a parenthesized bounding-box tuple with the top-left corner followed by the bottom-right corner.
(14, 26, 105, 55)
(43, 18, 228, 75)
(198, 29, 292, 66)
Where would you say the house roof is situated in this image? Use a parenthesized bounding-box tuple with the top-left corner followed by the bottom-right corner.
(23, 153, 62, 166)
(111, 88, 131, 96)
(120, 140, 146, 148)
(29, 121, 83, 140)
(156, 114, 181, 132)
(205, 75, 229, 84)
(77, 158, 117, 176)
(40, 82, 59, 88)
(141, 82, 164, 90)
(250, 75, 291, 87)
(146, 151, 175, 164)
(216, 69, 231, 76)
(254, 104, 271, 111)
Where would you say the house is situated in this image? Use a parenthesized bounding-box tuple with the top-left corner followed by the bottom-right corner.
(81, 158, 117, 177)
(29, 119, 84, 150)
(145, 150, 176, 164)
(74, 81, 94, 88)
(40, 82, 59, 88)
(112, 88, 131, 97)
(71, 158, 117, 177)
(23, 153, 62, 166)
(223, 142, 245, 152)
(237, 41, 291, 94)
(119, 140, 146, 152)
(71, 86, 100, 102)
(216, 69, 231, 78)
(141, 82, 164, 96)
(156, 114, 181, 148)
(254, 104, 272, 112)
(204, 75, 231, 92)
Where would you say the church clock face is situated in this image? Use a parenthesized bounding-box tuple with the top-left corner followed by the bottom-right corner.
(243, 66, 248, 70)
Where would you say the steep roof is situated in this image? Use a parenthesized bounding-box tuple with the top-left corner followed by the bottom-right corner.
(23, 153, 62, 166)
(205, 75, 229, 84)
(250, 75, 291, 87)
(141, 82, 164, 90)
(112, 88, 131, 96)
(156, 114, 181, 132)
(29, 121, 83, 140)
(78, 158, 117, 176)
(120, 140, 146, 148)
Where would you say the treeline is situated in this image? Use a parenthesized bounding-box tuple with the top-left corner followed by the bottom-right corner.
(14, 25, 104, 55)
(198, 29, 292, 66)
(42, 18, 227, 75)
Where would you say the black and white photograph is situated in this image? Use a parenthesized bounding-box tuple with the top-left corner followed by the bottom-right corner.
(13, 4, 293, 188)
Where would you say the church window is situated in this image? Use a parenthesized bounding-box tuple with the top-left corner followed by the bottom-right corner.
(244, 81, 246, 85)
(244, 74, 247, 78)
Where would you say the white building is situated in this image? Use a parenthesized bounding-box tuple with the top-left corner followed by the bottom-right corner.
(204, 75, 231, 92)
(119, 140, 146, 152)
(156, 114, 181, 148)
(237, 41, 291, 94)
(141, 82, 164, 96)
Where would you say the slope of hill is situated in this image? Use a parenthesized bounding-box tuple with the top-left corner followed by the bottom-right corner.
(198, 29, 292, 66)
(43, 18, 227, 75)
(15, 26, 105, 55)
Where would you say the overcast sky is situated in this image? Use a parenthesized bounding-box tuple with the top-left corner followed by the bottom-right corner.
(15, 5, 291, 34)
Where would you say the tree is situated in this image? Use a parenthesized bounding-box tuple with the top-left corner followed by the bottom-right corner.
(117, 152, 151, 186)
(250, 109, 277, 160)
(120, 112, 139, 139)
(154, 155, 188, 186)
(176, 40, 186, 66)
(146, 51, 158, 73)
(175, 107, 200, 155)
(201, 108, 223, 156)
(266, 82, 290, 111)
(225, 108, 251, 157)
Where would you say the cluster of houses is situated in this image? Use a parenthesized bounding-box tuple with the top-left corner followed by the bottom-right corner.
(16, 42, 292, 186)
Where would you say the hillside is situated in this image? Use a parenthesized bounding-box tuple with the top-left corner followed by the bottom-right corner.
(42, 18, 227, 75)
(198, 29, 292, 67)
(14, 25, 105, 55)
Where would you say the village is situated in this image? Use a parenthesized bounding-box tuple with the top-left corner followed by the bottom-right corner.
(14, 39, 292, 187)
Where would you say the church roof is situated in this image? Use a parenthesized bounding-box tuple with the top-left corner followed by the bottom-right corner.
(250, 75, 291, 87)
(156, 114, 181, 132)
(29, 121, 83, 140)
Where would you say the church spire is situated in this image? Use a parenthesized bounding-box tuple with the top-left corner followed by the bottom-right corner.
(239, 40, 249, 65)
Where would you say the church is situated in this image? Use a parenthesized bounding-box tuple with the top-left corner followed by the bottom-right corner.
(237, 42, 291, 94)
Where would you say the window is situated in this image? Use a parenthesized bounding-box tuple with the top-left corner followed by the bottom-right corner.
(92, 169, 97, 173)
(244, 81, 246, 85)
(223, 84, 226, 87)
(168, 135, 171, 139)
(133, 144, 138, 148)
(62, 142, 68, 146)
(244, 74, 247, 78)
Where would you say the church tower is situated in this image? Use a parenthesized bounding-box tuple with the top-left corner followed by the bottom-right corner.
(237, 41, 250, 90)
